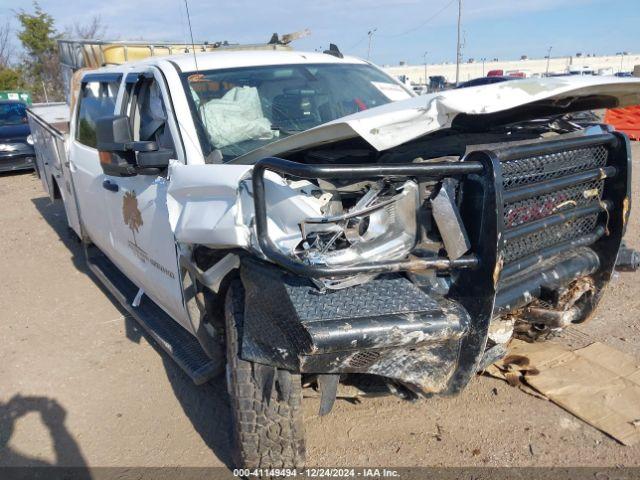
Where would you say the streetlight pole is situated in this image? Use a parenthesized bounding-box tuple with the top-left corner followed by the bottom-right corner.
(481, 57, 486, 76)
(619, 52, 625, 73)
(455, 0, 463, 85)
(423, 51, 428, 85)
(367, 28, 377, 61)
(545, 46, 553, 76)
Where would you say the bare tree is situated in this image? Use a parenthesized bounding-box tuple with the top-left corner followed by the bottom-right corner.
(0, 22, 14, 67)
(69, 15, 107, 40)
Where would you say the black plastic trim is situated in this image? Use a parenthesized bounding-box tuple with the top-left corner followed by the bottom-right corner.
(81, 72, 123, 84)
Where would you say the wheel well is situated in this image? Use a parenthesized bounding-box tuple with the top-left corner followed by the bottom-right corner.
(191, 246, 241, 329)
(200, 266, 238, 333)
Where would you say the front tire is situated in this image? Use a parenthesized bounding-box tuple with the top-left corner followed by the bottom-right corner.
(225, 280, 305, 468)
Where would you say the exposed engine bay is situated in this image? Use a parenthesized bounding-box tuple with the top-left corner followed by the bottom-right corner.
(261, 114, 604, 294)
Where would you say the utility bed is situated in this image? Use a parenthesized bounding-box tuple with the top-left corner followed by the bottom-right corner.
(26, 103, 80, 237)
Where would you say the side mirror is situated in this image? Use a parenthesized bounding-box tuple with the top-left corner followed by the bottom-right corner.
(137, 148, 172, 173)
(96, 116, 167, 176)
(96, 115, 136, 176)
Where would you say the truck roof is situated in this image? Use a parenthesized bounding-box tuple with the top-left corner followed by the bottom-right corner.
(91, 49, 368, 75)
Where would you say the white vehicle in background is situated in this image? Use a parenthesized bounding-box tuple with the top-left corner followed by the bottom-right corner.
(569, 65, 596, 75)
(28, 38, 640, 468)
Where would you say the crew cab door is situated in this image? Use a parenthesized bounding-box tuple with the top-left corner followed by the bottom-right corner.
(102, 69, 190, 329)
(69, 74, 121, 255)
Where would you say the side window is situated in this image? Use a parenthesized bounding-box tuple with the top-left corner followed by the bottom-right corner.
(130, 79, 176, 157)
(76, 80, 119, 148)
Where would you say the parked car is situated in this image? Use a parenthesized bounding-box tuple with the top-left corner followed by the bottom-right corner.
(28, 42, 640, 468)
(428, 74, 448, 91)
(0, 100, 35, 173)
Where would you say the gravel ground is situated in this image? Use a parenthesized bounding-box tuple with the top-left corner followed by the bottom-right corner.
(1, 143, 639, 469)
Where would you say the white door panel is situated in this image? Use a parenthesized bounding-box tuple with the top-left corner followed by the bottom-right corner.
(101, 68, 191, 330)
(70, 140, 112, 254)
(104, 175, 189, 327)
(70, 75, 122, 259)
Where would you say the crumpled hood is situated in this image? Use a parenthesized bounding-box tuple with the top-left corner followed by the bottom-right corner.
(234, 76, 640, 164)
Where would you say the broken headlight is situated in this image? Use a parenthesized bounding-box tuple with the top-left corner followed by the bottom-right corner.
(294, 180, 419, 287)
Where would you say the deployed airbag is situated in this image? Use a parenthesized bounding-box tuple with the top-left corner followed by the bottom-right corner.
(201, 86, 273, 148)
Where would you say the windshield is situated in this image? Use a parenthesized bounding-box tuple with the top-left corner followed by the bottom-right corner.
(0, 102, 28, 126)
(182, 63, 411, 162)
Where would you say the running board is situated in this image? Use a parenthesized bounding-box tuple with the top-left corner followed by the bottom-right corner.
(84, 245, 219, 385)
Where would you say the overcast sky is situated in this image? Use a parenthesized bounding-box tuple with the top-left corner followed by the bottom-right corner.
(2, 0, 639, 65)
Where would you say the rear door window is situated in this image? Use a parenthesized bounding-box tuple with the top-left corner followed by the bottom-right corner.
(76, 79, 120, 148)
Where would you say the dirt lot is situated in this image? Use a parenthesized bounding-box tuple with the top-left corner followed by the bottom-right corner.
(1, 144, 640, 470)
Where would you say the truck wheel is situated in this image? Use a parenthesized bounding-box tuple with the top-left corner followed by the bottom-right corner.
(225, 280, 305, 468)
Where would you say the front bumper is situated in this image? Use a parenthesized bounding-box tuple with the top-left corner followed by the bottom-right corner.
(0, 152, 36, 172)
(241, 259, 470, 394)
(241, 131, 630, 396)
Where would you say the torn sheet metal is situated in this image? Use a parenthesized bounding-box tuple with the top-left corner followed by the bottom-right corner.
(199, 253, 240, 292)
(431, 178, 470, 260)
(166, 161, 253, 247)
(166, 160, 326, 253)
(233, 77, 640, 163)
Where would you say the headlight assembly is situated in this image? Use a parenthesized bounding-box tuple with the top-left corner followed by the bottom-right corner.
(292, 180, 419, 288)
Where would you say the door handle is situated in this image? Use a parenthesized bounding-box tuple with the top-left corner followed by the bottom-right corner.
(102, 180, 119, 192)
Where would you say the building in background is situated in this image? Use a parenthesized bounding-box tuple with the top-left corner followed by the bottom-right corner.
(382, 53, 640, 86)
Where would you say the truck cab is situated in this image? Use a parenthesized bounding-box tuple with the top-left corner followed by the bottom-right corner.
(64, 51, 413, 328)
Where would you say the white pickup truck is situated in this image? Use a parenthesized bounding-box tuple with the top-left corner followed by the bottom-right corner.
(28, 44, 640, 468)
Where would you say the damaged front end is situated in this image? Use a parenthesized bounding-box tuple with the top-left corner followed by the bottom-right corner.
(234, 130, 630, 400)
(167, 78, 638, 405)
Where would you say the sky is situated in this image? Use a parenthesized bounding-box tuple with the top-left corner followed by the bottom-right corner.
(1, 0, 639, 66)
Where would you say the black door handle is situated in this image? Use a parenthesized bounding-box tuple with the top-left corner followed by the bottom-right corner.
(102, 180, 119, 192)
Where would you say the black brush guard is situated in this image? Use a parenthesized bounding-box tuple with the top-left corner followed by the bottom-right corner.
(241, 131, 630, 396)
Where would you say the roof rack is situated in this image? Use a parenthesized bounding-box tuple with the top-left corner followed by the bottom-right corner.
(56, 30, 310, 104)
(57, 38, 293, 70)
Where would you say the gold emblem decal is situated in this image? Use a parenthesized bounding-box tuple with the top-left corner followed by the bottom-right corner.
(121, 190, 175, 279)
(122, 191, 143, 245)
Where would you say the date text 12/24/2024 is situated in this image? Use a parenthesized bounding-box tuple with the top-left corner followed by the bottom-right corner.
(233, 469, 401, 478)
